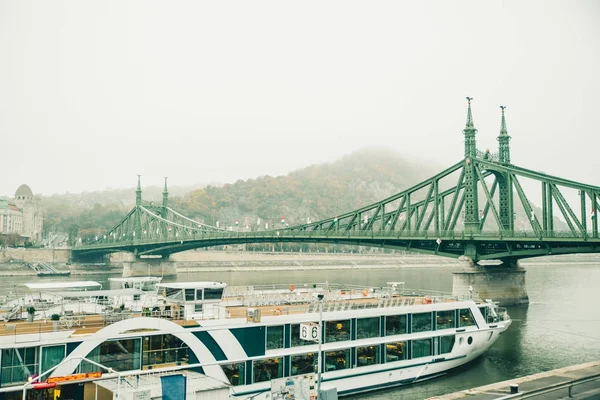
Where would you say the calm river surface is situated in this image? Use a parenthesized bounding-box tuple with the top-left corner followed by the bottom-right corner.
(2, 262, 599, 399)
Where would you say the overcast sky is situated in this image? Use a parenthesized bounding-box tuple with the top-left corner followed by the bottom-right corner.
(2, 1, 599, 197)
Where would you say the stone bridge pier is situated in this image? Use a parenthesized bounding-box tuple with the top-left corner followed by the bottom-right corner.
(452, 257, 529, 306)
(109, 252, 177, 277)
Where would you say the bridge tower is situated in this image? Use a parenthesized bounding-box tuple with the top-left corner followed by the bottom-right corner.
(497, 106, 514, 233)
(133, 175, 143, 246)
(162, 177, 169, 217)
(462, 97, 481, 236)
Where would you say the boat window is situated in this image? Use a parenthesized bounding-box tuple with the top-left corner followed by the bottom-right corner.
(479, 306, 490, 322)
(291, 353, 316, 376)
(79, 338, 142, 373)
(412, 338, 433, 358)
(41, 345, 65, 375)
(324, 349, 351, 372)
(195, 289, 203, 301)
(357, 317, 380, 339)
(385, 341, 407, 362)
(385, 315, 407, 336)
(253, 357, 283, 383)
(459, 309, 477, 327)
(185, 289, 195, 302)
(165, 288, 183, 301)
(194, 304, 203, 312)
(267, 325, 284, 350)
(412, 312, 433, 333)
(325, 320, 350, 343)
(440, 335, 455, 354)
(291, 323, 317, 347)
(142, 334, 189, 368)
(356, 345, 380, 367)
(222, 362, 245, 386)
(204, 287, 224, 300)
(134, 294, 141, 301)
(436, 310, 455, 330)
(1, 347, 39, 385)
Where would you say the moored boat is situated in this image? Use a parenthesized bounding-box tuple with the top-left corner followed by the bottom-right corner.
(0, 280, 510, 399)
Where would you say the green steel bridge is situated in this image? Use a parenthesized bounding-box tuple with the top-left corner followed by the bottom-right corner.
(74, 99, 600, 266)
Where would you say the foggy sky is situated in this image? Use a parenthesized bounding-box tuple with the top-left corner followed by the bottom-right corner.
(2, 1, 599, 197)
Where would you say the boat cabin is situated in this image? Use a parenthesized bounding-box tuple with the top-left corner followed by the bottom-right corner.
(157, 281, 227, 319)
(108, 276, 162, 292)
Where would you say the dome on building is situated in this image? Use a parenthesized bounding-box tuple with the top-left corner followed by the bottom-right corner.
(15, 184, 33, 198)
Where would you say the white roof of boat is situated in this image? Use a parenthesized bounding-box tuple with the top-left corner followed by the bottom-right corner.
(18, 281, 103, 290)
(52, 288, 144, 298)
(109, 277, 162, 282)
(157, 281, 227, 289)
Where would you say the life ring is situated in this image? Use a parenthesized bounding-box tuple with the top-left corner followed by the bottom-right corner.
(289, 284, 295, 292)
(362, 288, 369, 297)
(274, 307, 282, 315)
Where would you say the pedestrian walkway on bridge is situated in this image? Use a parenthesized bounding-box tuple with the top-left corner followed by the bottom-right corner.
(428, 361, 600, 400)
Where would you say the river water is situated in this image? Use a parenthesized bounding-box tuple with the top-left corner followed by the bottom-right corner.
(2, 262, 599, 399)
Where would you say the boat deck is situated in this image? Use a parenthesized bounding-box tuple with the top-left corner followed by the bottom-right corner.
(0, 286, 477, 338)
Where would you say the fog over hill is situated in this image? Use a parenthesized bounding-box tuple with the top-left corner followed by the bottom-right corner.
(42, 148, 441, 238)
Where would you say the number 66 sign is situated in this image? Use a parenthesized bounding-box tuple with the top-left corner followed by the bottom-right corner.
(299, 322, 320, 342)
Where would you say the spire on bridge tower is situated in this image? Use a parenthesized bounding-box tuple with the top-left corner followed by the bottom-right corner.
(136, 175, 142, 206)
(162, 177, 169, 209)
(497, 105, 512, 164)
(463, 97, 478, 158)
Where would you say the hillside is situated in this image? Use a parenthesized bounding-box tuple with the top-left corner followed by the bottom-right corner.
(171, 148, 440, 229)
(43, 148, 440, 240)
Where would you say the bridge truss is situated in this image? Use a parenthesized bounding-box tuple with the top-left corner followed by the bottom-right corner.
(74, 101, 600, 264)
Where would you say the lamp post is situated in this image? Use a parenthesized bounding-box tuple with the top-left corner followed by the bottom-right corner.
(316, 293, 324, 399)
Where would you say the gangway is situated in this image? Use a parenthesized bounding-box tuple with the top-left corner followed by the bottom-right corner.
(34, 262, 70, 277)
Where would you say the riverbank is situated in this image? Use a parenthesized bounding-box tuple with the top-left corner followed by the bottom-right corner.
(1, 250, 598, 276)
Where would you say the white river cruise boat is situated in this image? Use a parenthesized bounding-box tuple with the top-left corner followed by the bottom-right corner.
(0, 280, 510, 399)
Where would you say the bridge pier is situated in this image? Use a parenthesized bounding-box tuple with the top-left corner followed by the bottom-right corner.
(452, 258, 529, 306)
(121, 259, 178, 277)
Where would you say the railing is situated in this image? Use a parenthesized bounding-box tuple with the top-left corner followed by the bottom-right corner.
(495, 372, 600, 399)
(78, 227, 600, 250)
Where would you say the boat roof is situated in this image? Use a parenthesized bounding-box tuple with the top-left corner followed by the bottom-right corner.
(51, 288, 144, 298)
(157, 281, 226, 289)
(109, 277, 162, 282)
(17, 281, 103, 291)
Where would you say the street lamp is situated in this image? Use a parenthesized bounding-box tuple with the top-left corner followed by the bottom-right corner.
(313, 293, 325, 398)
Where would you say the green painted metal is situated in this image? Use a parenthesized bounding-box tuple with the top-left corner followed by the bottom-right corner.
(74, 100, 600, 265)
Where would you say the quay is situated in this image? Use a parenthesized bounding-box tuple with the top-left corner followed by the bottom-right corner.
(429, 361, 600, 399)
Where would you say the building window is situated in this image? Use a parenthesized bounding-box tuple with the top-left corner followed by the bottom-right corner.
(412, 338, 433, 358)
(253, 357, 283, 383)
(1, 347, 38, 385)
(291, 353, 316, 376)
(266, 325, 284, 350)
(291, 323, 316, 347)
(436, 310, 455, 330)
(356, 345, 379, 367)
(385, 341, 407, 362)
(459, 309, 476, 327)
(324, 349, 351, 372)
(325, 320, 350, 343)
(440, 335, 455, 354)
(222, 362, 245, 386)
(142, 334, 189, 368)
(356, 317, 380, 339)
(412, 312, 432, 333)
(385, 315, 407, 336)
